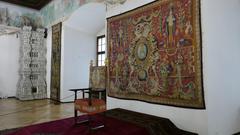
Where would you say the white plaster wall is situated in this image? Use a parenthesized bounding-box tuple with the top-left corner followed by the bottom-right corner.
(65, 3, 106, 36)
(202, 0, 240, 134)
(96, 27, 105, 37)
(58, 2, 105, 102)
(106, 0, 208, 134)
(0, 34, 20, 97)
(60, 25, 96, 102)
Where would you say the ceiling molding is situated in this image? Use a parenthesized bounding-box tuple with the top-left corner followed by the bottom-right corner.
(0, 0, 52, 10)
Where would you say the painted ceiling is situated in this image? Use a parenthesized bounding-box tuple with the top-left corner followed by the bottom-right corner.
(0, 0, 52, 10)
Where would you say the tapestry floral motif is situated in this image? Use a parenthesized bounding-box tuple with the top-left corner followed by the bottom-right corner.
(107, 0, 205, 108)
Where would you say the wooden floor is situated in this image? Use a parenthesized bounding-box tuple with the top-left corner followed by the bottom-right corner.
(0, 98, 75, 130)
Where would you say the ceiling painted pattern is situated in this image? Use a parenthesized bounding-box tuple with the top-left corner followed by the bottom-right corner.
(0, 0, 52, 10)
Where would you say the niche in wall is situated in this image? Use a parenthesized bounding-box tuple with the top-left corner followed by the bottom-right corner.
(59, 2, 106, 102)
(17, 26, 47, 100)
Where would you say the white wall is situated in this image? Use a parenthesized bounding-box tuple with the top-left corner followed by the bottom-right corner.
(0, 34, 20, 98)
(57, 2, 106, 102)
(60, 25, 96, 102)
(65, 3, 106, 36)
(96, 27, 105, 37)
(202, 0, 240, 134)
(107, 0, 240, 135)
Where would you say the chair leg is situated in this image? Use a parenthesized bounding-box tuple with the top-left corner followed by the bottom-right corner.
(89, 114, 105, 130)
(74, 110, 89, 124)
(74, 110, 78, 124)
(74, 110, 77, 117)
(103, 111, 106, 128)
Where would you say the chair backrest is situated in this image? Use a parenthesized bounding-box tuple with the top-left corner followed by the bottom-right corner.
(89, 61, 107, 90)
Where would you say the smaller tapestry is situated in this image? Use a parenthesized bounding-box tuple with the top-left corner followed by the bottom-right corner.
(50, 22, 62, 102)
(107, 0, 205, 108)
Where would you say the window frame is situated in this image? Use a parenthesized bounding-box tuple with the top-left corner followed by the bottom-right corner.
(96, 35, 106, 66)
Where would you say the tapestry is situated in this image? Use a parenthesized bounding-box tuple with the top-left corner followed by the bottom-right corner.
(107, 0, 205, 108)
(50, 22, 62, 102)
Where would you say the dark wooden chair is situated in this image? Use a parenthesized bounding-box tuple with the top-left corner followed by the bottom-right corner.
(69, 61, 107, 130)
(69, 88, 106, 130)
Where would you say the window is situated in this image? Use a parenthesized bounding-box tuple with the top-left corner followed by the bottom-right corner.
(97, 35, 106, 66)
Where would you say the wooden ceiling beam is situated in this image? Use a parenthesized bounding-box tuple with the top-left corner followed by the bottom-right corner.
(0, 0, 52, 10)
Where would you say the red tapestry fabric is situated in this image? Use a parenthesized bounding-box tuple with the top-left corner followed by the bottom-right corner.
(107, 0, 205, 108)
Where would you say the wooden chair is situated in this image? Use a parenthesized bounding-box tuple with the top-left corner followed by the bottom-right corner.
(69, 61, 106, 130)
(69, 88, 106, 130)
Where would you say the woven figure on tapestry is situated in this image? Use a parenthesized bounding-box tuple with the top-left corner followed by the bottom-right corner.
(107, 0, 205, 108)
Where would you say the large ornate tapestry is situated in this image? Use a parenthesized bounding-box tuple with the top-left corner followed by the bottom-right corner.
(107, 0, 205, 108)
(50, 22, 62, 102)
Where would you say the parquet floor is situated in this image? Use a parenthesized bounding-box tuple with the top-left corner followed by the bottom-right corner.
(0, 98, 75, 130)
